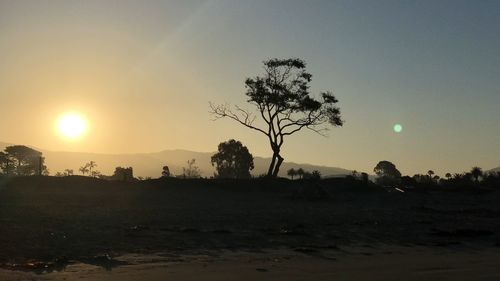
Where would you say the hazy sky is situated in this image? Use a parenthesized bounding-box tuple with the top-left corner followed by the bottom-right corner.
(0, 0, 499, 175)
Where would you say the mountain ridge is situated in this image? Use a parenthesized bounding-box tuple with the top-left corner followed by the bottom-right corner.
(489, 167, 500, 173)
(0, 141, 352, 178)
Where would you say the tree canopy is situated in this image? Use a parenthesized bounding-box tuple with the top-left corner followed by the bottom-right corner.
(211, 139, 254, 179)
(470, 166, 483, 183)
(0, 145, 47, 176)
(374, 160, 401, 186)
(287, 168, 297, 179)
(211, 58, 343, 177)
(112, 167, 134, 182)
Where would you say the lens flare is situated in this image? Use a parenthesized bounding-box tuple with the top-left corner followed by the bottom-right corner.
(393, 124, 403, 133)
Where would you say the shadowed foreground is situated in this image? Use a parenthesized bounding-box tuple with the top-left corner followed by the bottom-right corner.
(2, 247, 500, 281)
(1, 176, 500, 279)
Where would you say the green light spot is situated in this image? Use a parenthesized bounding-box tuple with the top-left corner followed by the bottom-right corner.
(393, 124, 403, 133)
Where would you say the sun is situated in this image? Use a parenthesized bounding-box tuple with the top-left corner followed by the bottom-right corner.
(58, 114, 87, 139)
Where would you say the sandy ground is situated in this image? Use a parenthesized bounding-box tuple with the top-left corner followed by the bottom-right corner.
(2, 246, 500, 281)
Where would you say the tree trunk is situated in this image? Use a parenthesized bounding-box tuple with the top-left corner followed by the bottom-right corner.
(267, 154, 277, 177)
(38, 156, 42, 176)
(272, 154, 284, 177)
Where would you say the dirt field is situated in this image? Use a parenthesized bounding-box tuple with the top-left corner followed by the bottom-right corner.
(1, 176, 499, 279)
(3, 247, 500, 281)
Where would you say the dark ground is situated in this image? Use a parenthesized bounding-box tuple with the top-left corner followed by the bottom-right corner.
(1, 176, 499, 268)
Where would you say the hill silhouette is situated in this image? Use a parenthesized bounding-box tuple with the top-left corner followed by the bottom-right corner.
(0, 141, 352, 178)
(489, 167, 500, 173)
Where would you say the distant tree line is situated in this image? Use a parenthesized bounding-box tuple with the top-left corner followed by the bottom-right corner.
(287, 168, 321, 180)
(54, 169, 74, 177)
(373, 160, 500, 189)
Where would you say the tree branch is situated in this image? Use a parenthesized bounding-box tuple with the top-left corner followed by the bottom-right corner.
(209, 102, 268, 136)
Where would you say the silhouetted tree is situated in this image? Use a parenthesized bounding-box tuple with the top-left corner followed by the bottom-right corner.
(446, 172, 474, 188)
(351, 170, 359, 178)
(360, 172, 369, 184)
(287, 168, 297, 180)
(112, 167, 134, 181)
(210, 58, 343, 177)
(470, 166, 483, 183)
(182, 159, 201, 178)
(427, 170, 435, 183)
(401, 176, 417, 187)
(445, 173, 452, 180)
(374, 161, 401, 186)
(484, 172, 500, 188)
(0, 151, 13, 175)
(297, 168, 305, 179)
(79, 161, 97, 177)
(302, 171, 312, 179)
(87, 161, 97, 175)
(211, 139, 254, 179)
(412, 174, 424, 183)
(79, 165, 89, 175)
(90, 170, 101, 178)
(55, 169, 74, 177)
(0, 145, 47, 176)
(311, 170, 321, 179)
(162, 165, 171, 178)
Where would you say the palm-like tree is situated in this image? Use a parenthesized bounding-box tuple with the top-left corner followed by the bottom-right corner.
(427, 170, 434, 178)
(470, 167, 483, 183)
(87, 161, 97, 175)
(427, 170, 435, 183)
(90, 170, 101, 178)
(79, 165, 89, 175)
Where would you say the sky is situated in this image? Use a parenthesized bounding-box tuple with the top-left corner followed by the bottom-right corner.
(0, 0, 499, 176)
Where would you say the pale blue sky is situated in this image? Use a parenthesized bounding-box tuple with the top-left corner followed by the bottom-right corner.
(0, 0, 499, 175)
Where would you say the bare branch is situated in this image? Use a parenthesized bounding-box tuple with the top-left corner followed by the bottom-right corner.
(209, 102, 268, 136)
(306, 125, 329, 137)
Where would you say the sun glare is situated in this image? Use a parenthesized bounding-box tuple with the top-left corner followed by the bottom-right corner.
(58, 114, 87, 139)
